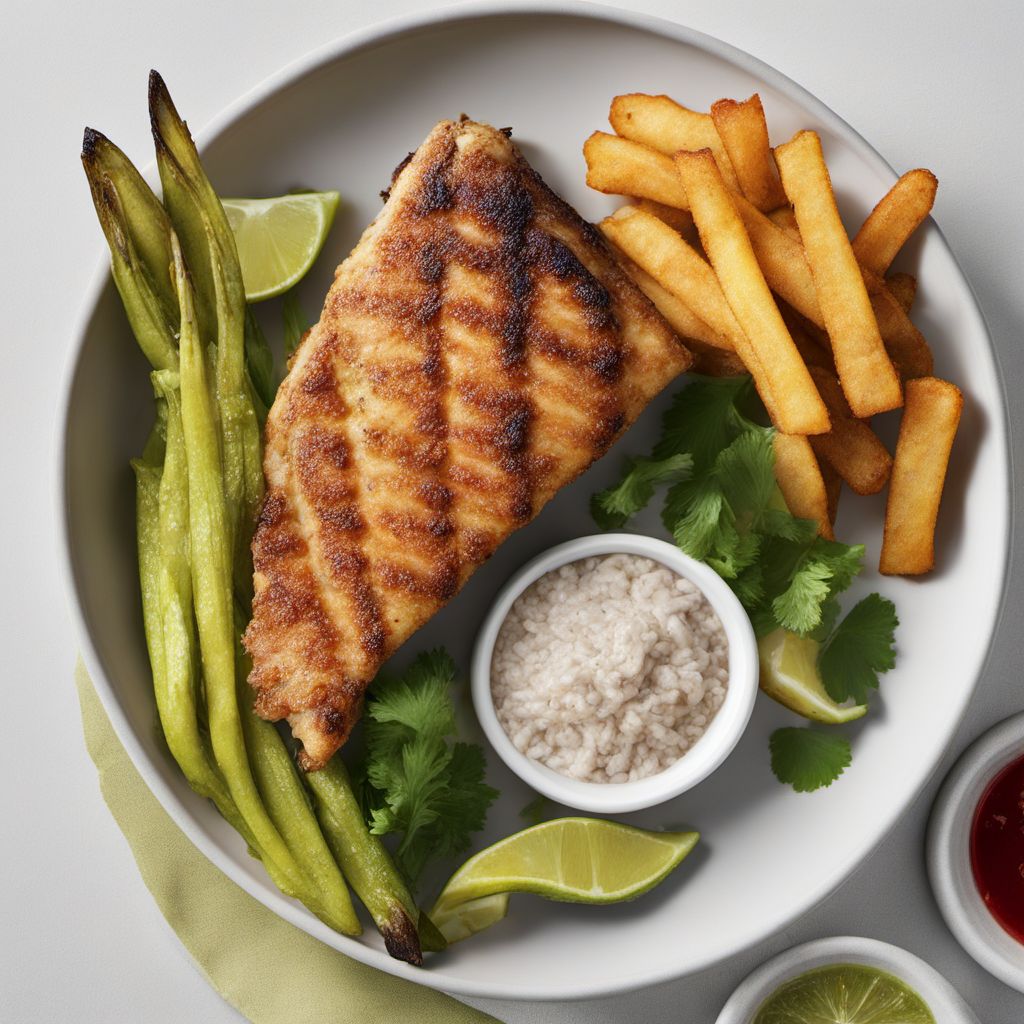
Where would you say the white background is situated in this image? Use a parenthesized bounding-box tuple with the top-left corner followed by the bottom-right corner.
(2, 0, 1022, 1020)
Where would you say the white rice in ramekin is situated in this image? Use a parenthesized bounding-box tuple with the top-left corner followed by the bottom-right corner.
(490, 553, 729, 784)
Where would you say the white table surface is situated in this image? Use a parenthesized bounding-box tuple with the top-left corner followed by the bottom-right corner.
(3, 0, 1022, 1020)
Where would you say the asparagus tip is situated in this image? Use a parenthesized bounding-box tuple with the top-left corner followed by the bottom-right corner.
(81, 126, 104, 163)
(148, 68, 168, 106)
(382, 906, 423, 966)
(148, 69, 178, 140)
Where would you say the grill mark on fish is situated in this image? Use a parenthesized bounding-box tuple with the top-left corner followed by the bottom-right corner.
(404, 143, 461, 595)
(361, 425, 446, 470)
(378, 559, 460, 601)
(416, 135, 457, 214)
(285, 345, 387, 687)
(474, 163, 536, 521)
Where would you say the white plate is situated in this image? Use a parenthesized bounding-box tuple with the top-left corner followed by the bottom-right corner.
(58, 1, 1009, 1002)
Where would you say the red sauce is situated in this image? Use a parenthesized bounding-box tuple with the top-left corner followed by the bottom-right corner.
(970, 752, 1024, 944)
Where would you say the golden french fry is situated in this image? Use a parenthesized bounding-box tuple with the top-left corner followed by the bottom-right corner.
(737, 196, 932, 382)
(775, 130, 902, 417)
(852, 168, 938, 276)
(820, 457, 842, 528)
(609, 94, 740, 191)
(733, 194, 822, 322)
(886, 271, 917, 314)
(675, 148, 830, 435)
(624, 262, 747, 376)
(880, 377, 963, 575)
(584, 132, 689, 209)
(601, 207, 781, 418)
(773, 433, 834, 539)
(630, 198, 697, 240)
(616, 254, 733, 353)
(866, 275, 933, 379)
(710, 95, 787, 212)
(808, 366, 893, 495)
(598, 206, 740, 351)
(736, 196, 933, 381)
(768, 205, 801, 240)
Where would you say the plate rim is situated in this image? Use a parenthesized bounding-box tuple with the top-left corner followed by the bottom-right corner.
(55, 0, 1013, 1001)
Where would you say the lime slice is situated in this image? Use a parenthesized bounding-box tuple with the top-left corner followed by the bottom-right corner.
(222, 191, 339, 301)
(759, 628, 867, 724)
(753, 964, 935, 1024)
(431, 818, 698, 924)
(431, 893, 510, 944)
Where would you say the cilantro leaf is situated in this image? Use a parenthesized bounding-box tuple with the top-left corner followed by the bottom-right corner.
(809, 595, 843, 643)
(368, 734, 451, 839)
(715, 428, 777, 521)
(772, 560, 833, 634)
(819, 594, 899, 704)
(768, 538, 865, 635)
(358, 650, 497, 889)
(758, 508, 819, 543)
(731, 562, 764, 608)
(769, 728, 852, 792)
(664, 427, 774, 580)
(665, 477, 733, 563)
(749, 602, 783, 639)
(589, 375, 758, 530)
(591, 452, 692, 529)
(655, 375, 757, 470)
(392, 743, 498, 885)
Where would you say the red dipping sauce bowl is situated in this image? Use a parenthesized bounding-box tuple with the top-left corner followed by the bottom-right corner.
(970, 753, 1024, 944)
(928, 712, 1024, 993)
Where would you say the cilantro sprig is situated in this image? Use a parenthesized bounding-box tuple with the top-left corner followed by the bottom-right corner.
(819, 594, 899, 704)
(594, 375, 865, 640)
(589, 375, 900, 794)
(769, 728, 852, 792)
(358, 650, 498, 889)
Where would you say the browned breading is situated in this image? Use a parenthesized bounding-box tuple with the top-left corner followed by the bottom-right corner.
(244, 119, 692, 770)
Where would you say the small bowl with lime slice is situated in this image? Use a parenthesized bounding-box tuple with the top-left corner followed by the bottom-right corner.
(716, 936, 978, 1024)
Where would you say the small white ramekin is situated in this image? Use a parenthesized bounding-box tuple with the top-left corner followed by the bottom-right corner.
(927, 712, 1024, 993)
(715, 936, 979, 1024)
(470, 533, 758, 814)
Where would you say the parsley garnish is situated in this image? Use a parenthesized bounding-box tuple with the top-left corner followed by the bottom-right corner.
(819, 594, 899, 704)
(359, 650, 498, 889)
(769, 728, 852, 792)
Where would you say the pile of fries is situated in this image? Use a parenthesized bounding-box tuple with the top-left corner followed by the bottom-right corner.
(585, 93, 962, 575)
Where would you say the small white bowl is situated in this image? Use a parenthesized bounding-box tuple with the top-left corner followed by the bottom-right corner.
(927, 712, 1024, 993)
(470, 533, 758, 814)
(716, 936, 979, 1024)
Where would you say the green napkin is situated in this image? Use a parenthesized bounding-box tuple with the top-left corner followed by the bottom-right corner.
(75, 662, 498, 1024)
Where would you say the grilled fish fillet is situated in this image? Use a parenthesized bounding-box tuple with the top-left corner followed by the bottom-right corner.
(244, 118, 693, 770)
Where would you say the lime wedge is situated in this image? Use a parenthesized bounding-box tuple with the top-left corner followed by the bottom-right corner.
(431, 817, 698, 930)
(222, 191, 339, 301)
(753, 964, 935, 1024)
(759, 628, 867, 724)
(431, 893, 510, 944)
